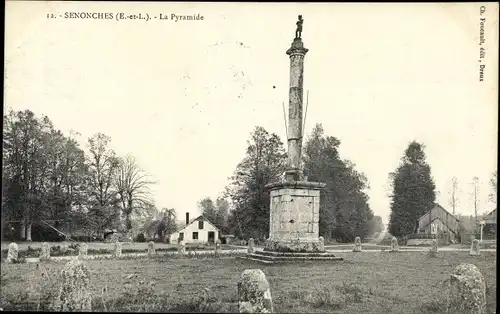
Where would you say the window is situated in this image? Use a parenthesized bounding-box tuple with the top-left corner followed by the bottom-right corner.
(192, 232, 199, 240)
(199, 221, 204, 230)
(179, 232, 184, 241)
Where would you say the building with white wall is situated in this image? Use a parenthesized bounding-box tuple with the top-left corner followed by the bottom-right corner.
(170, 212, 220, 244)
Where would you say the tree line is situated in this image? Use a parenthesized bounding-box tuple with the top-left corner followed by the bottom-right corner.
(13, 108, 493, 244)
(2, 109, 158, 241)
(201, 125, 381, 243)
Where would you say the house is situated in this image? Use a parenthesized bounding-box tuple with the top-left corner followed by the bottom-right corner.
(170, 212, 219, 245)
(417, 203, 460, 242)
(479, 208, 497, 241)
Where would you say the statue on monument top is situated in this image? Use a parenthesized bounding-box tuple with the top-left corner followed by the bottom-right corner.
(295, 15, 303, 39)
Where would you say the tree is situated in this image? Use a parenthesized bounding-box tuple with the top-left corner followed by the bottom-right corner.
(44, 129, 88, 235)
(225, 126, 287, 239)
(156, 208, 177, 242)
(84, 133, 121, 237)
(3, 110, 91, 241)
(470, 176, 480, 224)
(367, 215, 384, 236)
(130, 202, 158, 237)
(215, 197, 230, 232)
(198, 197, 218, 223)
(449, 177, 459, 216)
(388, 141, 436, 237)
(115, 155, 155, 231)
(489, 171, 497, 206)
(303, 124, 373, 242)
(2, 110, 57, 241)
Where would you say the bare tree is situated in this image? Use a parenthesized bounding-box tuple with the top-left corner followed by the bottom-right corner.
(470, 176, 480, 224)
(449, 177, 459, 215)
(489, 171, 497, 205)
(115, 155, 156, 230)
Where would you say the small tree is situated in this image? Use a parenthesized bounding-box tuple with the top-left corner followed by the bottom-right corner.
(449, 177, 459, 216)
(198, 198, 218, 223)
(156, 208, 177, 242)
(470, 177, 480, 225)
(489, 171, 497, 206)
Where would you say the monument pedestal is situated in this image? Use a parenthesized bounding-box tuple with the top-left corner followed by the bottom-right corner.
(239, 180, 343, 264)
(264, 180, 325, 253)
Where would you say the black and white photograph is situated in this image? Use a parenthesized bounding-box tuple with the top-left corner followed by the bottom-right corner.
(2, 2, 499, 313)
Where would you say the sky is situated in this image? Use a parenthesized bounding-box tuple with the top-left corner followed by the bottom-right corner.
(5, 2, 499, 224)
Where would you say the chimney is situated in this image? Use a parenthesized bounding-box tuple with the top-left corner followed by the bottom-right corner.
(186, 212, 190, 226)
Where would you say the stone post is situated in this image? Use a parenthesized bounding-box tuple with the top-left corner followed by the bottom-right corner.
(428, 239, 438, 257)
(148, 241, 155, 256)
(215, 239, 222, 256)
(247, 238, 255, 254)
(470, 239, 480, 256)
(113, 242, 122, 258)
(6, 242, 19, 263)
(54, 260, 92, 311)
(238, 269, 273, 313)
(178, 241, 186, 256)
(447, 263, 486, 314)
(39, 242, 51, 261)
(78, 243, 88, 260)
(390, 237, 399, 252)
(352, 236, 362, 252)
(318, 236, 324, 252)
(284, 38, 309, 181)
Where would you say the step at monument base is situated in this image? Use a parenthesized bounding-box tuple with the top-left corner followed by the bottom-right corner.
(236, 251, 344, 264)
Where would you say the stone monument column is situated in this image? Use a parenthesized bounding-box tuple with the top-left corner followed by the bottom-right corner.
(264, 16, 326, 253)
(285, 38, 308, 182)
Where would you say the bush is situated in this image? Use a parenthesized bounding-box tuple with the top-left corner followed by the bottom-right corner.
(135, 233, 146, 243)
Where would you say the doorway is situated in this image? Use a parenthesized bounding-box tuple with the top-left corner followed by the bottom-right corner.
(208, 231, 215, 244)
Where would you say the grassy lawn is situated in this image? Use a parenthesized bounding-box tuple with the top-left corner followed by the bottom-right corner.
(1, 251, 496, 313)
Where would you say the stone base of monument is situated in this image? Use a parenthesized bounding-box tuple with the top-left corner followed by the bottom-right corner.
(263, 239, 322, 252)
(237, 250, 343, 264)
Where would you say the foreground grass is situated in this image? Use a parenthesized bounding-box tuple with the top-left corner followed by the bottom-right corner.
(1, 251, 496, 313)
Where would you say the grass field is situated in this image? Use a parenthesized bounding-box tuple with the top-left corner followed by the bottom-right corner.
(1, 251, 496, 313)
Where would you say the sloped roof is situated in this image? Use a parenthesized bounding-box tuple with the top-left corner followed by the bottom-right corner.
(433, 203, 460, 222)
(176, 215, 219, 233)
(482, 208, 497, 224)
(484, 208, 497, 219)
(418, 203, 460, 233)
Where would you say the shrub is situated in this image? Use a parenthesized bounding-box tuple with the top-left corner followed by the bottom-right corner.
(309, 285, 345, 310)
(417, 300, 447, 313)
(337, 282, 363, 303)
(135, 233, 146, 243)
